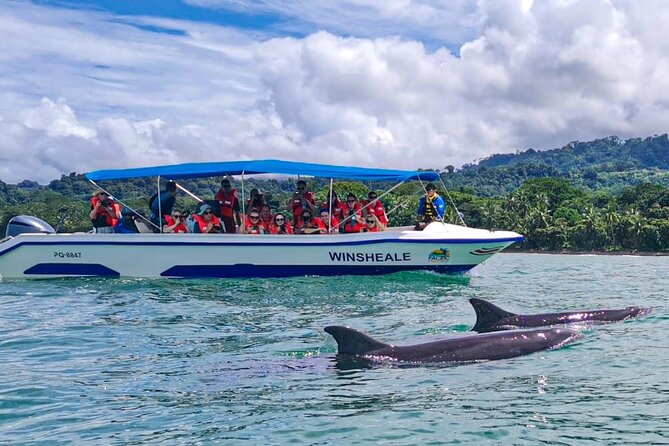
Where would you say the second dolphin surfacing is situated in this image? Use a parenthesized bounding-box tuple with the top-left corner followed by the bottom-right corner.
(470, 298, 651, 333)
(324, 325, 581, 364)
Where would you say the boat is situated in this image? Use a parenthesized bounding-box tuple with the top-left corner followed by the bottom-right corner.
(0, 160, 523, 279)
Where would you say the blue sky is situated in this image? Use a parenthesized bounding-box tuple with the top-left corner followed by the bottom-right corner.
(1, 0, 668, 183)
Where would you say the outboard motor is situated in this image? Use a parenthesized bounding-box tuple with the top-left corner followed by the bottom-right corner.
(5, 215, 55, 238)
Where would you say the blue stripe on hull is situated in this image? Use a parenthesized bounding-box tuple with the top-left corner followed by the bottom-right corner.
(161, 264, 475, 278)
(24, 263, 121, 276)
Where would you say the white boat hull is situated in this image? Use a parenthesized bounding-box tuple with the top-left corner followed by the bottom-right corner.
(0, 223, 522, 279)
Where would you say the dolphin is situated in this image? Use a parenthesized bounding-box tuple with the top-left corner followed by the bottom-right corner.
(469, 298, 651, 333)
(324, 325, 580, 364)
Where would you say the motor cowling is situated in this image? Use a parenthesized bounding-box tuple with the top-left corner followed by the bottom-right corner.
(5, 215, 55, 238)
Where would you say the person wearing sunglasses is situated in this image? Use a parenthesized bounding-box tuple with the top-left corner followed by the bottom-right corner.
(416, 182, 446, 230)
(340, 193, 363, 233)
(243, 208, 266, 234)
(214, 178, 241, 233)
(193, 204, 222, 234)
(295, 209, 326, 235)
(361, 190, 388, 230)
(270, 212, 293, 234)
(361, 213, 383, 233)
(163, 210, 189, 234)
(288, 180, 317, 227)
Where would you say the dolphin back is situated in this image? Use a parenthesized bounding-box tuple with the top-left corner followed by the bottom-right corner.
(325, 326, 389, 355)
(470, 298, 516, 333)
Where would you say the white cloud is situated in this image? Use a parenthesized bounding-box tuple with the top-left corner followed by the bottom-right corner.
(0, 0, 668, 184)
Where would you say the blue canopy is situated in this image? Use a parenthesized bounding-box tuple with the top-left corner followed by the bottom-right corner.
(85, 159, 439, 182)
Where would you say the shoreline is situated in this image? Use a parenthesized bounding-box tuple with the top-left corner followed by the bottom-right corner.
(509, 249, 669, 256)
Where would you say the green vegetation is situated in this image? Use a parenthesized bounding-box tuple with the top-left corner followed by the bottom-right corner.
(2, 134, 669, 252)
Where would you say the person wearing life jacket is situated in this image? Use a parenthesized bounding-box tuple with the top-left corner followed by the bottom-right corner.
(270, 212, 293, 235)
(361, 213, 383, 233)
(149, 180, 177, 228)
(319, 209, 340, 234)
(416, 182, 446, 230)
(361, 190, 388, 229)
(288, 180, 317, 227)
(192, 204, 222, 234)
(243, 208, 266, 234)
(320, 191, 345, 222)
(340, 193, 363, 233)
(295, 209, 326, 235)
(214, 178, 241, 233)
(246, 188, 268, 214)
(90, 190, 120, 234)
(163, 210, 189, 233)
(259, 204, 274, 233)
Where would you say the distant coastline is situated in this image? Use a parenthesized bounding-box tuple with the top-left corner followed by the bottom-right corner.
(511, 249, 669, 256)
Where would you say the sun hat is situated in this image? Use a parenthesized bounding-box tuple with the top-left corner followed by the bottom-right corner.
(91, 189, 108, 197)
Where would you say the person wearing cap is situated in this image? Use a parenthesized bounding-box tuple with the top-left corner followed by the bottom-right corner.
(90, 190, 120, 233)
(192, 204, 222, 234)
(416, 183, 445, 230)
(214, 178, 241, 233)
(149, 180, 178, 228)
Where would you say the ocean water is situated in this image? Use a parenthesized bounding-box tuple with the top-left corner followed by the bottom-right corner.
(0, 253, 667, 445)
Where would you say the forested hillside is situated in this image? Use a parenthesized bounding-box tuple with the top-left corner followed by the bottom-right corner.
(443, 134, 669, 196)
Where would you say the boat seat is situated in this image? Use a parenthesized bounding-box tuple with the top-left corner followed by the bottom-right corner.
(134, 219, 156, 233)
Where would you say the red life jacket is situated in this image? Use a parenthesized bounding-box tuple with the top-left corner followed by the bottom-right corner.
(361, 199, 388, 225)
(291, 191, 315, 221)
(342, 203, 363, 233)
(320, 200, 345, 220)
(215, 188, 238, 218)
(90, 197, 120, 228)
(271, 222, 293, 234)
(164, 215, 188, 233)
(193, 214, 222, 233)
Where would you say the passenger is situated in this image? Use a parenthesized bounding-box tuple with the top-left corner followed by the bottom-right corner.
(193, 204, 222, 233)
(361, 191, 388, 229)
(416, 182, 446, 230)
(163, 210, 189, 233)
(149, 180, 177, 228)
(246, 188, 267, 213)
(320, 191, 345, 221)
(114, 208, 139, 233)
(271, 212, 293, 234)
(319, 209, 339, 234)
(288, 180, 317, 226)
(259, 204, 274, 232)
(361, 213, 383, 232)
(295, 210, 326, 235)
(214, 178, 241, 233)
(90, 190, 120, 234)
(243, 208, 265, 234)
(340, 193, 363, 233)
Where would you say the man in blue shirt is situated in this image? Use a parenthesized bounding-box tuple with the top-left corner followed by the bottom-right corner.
(416, 183, 445, 230)
(150, 180, 177, 228)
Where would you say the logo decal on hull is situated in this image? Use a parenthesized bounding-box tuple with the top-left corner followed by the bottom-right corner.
(470, 246, 504, 256)
(428, 247, 450, 262)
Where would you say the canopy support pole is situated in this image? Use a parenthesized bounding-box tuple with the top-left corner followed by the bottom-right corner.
(240, 171, 246, 217)
(328, 178, 334, 233)
(157, 176, 163, 233)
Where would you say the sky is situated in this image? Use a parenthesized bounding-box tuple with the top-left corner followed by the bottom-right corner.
(1, 0, 668, 184)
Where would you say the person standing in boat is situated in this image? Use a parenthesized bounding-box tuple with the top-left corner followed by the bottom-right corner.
(149, 180, 177, 229)
(90, 190, 120, 233)
(416, 183, 445, 230)
(214, 178, 241, 233)
(288, 180, 317, 227)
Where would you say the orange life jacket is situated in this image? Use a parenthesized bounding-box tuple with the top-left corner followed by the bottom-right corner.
(192, 214, 222, 233)
(90, 197, 120, 228)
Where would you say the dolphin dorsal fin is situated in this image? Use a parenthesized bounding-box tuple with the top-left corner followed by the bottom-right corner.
(469, 298, 516, 332)
(324, 326, 389, 355)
